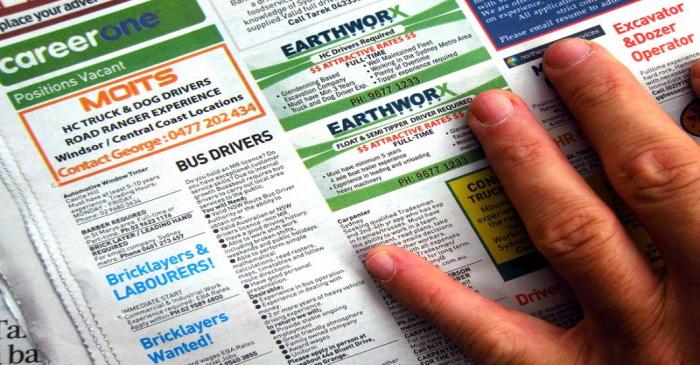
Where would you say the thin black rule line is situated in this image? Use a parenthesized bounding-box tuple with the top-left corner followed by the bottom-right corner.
(447, 259, 483, 274)
(97, 232, 205, 269)
(133, 294, 239, 332)
(238, 351, 273, 365)
(329, 340, 399, 364)
(77, 190, 182, 225)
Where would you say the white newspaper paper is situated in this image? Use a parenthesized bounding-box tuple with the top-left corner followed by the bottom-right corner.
(0, 0, 697, 364)
(0, 270, 41, 364)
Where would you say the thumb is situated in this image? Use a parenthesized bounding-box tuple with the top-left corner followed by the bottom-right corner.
(365, 246, 573, 364)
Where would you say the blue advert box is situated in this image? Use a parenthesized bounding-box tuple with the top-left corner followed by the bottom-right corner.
(466, 0, 635, 48)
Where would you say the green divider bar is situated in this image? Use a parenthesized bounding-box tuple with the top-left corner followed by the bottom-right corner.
(0, 0, 205, 86)
(252, 57, 314, 81)
(10, 26, 223, 110)
(404, 10, 465, 34)
(280, 47, 490, 131)
(397, 0, 460, 28)
(257, 61, 314, 90)
(327, 149, 485, 211)
(496, 252, 550, 281)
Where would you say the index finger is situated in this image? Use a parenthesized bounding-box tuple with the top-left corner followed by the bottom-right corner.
(365, 246, 573, 364)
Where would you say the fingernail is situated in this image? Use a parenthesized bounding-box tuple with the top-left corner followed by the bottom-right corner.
(470, 93, 514, 126)
(545, 38, 593, 69)
(366, 252, 396, 282)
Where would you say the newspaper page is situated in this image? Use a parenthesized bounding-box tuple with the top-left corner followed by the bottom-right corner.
(0, 167, 90, 363)
(0, 278, 41, 364)
(0, 0, 697, 364)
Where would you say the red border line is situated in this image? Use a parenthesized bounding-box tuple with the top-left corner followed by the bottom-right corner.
(19, 43, 267, 186)
(0, 0, 59, 16)
(0, 0, 130, 41)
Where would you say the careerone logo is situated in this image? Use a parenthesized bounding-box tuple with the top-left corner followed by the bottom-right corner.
(0, 11, 161, 75)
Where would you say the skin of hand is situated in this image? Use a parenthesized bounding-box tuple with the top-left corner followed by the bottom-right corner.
(365, 38, 700, 365)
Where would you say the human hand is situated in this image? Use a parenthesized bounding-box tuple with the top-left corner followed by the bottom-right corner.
(365, 38, 700, 364)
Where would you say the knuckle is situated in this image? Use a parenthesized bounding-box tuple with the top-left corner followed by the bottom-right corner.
(616, 144, 700, 204)
(414, 284, 455, 325)
(492, 139, 552, 170)
(565, 70, 637, 113)
(532, 207, 620, 263)
(416, 286, 522, 364)
(458, 322, 521, 365)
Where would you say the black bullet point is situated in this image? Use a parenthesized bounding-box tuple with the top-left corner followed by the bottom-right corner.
(205, 214, 211, 219)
